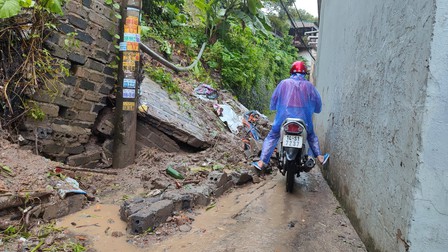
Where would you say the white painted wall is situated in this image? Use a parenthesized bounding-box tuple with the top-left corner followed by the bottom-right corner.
(408, 1, 448, 251)
(314, 0, 447, 251)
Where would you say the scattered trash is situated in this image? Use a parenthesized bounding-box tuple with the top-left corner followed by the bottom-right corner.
(56, 177, 87, 199)
(213, 104, 242, 134)
(206, 203, 216, 211)
(194, 84, 218, 100)
(75, 223, 100, 228)
(147, 189, 162, 197)
(166, 166, 184, 179)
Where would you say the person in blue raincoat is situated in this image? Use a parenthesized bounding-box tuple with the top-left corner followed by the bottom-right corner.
(252, 61, 328, 170)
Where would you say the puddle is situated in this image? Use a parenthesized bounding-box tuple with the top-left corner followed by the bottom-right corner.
(56, 204, 144, 252)
(56, 170, 337, 252)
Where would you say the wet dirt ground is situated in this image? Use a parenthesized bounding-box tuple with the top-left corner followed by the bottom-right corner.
(57, 168, 366, 252)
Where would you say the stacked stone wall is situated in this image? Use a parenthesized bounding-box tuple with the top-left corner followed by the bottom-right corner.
(19, 0, 119, 167)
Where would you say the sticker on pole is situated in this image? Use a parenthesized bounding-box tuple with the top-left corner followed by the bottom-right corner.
(123, 89, 136, 99)
(124, 24, 139, 34)
(120, 42, 139, 51)
(123, 102, 135, 111)
(119, 42, 127, 51)
(123, 78, 136, 88)
(124, 33, 140, 42)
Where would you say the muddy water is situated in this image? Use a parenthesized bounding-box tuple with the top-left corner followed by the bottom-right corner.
(149, 173, 316, 252)
(56, 204, 145, 252)
(57, 170, 365, 252)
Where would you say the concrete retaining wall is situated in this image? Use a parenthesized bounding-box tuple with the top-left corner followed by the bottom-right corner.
(315, 0, 448, 251)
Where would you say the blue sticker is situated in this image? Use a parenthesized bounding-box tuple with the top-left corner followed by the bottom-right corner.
(123, 78, 136, 88)
(123, 89, 136, 99)
(123, 33, 140, 42)
(119, 42, 127, 51)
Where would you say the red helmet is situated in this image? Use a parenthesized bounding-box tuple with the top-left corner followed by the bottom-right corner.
(290, 61, 307, 74)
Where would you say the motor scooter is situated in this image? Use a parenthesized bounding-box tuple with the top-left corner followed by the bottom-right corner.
(276, 118, 315, 192)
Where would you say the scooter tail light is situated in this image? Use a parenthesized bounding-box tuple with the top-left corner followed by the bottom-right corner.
(284, 123, 303, 134)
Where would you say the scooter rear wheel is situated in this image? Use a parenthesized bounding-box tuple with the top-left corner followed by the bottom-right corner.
(285, 159, 295, 193)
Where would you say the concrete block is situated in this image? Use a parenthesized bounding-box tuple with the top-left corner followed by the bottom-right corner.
(64, 87, 84, 100)
(44, 41, 67, 59)
(98, 84, 112, 95)
(186, 185, 212, 206)
(88, 11, 116, 31)
(206, 171, 228, 188)
(58, 23, 75, 34)
(75, 30, 94, 44)
(61, 109, 78, 120)
(73, 101, 94, 111)
(94, 117, 114, 136)
(65, 144, 85, 155)
(79, 79, 96, 91)
(43, 194, 85, 220)
(162, 191, 193, 211)
(68, 14, 88, 30)
(88, 71, 105, 83)
(63, 76, 77, 86)
(66, 149, 102, 166)
(84, 90, 102, 102)
(127, 199, 174, 234)
(95, 49, 112, 63)
(35, 102, 59, 118)
(65, 1, 88, 18)
(101, 28, 113, 42)
(82, 0, 91, 7)
(41, 141, 64, 154)
(77, 111, 98, 123)
(86, 59, 105, 73)
(68, 53, 87, 65)
(103, 66, 115, 76)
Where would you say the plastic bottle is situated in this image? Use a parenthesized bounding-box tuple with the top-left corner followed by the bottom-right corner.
(166, 167, 184, 179)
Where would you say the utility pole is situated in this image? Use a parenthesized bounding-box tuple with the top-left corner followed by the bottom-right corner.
(113, 0, 142, 168)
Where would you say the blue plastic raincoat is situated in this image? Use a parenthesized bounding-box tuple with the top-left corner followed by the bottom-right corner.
(259, 74, 322, 164)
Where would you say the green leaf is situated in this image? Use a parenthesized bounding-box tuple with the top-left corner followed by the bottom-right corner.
(217, 8, 225, 17)
(193, 0, 207, 13)
(0, 0, 21, 18)
(42, 0, 63, 15)
(114, 13, 121, 19)
(19, 0, 34, 8)
(112, 2, 119, 10)
(247, 0, 262, 15)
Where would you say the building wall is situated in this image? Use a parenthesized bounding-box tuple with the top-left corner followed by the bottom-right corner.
(20, 0, 119, 166)
(408, 1, 448, 251)
(315, 0, 447, 251)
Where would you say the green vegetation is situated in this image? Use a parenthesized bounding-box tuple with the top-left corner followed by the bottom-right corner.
(142, 0, 310, 113)
(0, 0, 69, 127)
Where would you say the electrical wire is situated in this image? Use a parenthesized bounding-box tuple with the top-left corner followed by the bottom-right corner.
(279, 0, 315, 61)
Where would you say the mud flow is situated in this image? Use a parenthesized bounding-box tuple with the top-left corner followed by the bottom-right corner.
(58, 169, 365, 252)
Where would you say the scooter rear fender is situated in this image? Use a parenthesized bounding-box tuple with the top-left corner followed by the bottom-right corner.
(284, 147, 300, 161)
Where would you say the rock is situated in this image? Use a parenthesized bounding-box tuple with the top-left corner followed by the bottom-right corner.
(230, 170, 253, 185)
(179, 224, 192, 232)
(111, 231, 124, 237)
(125, 199, 174, 234)
(42, 194, 85, 220)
